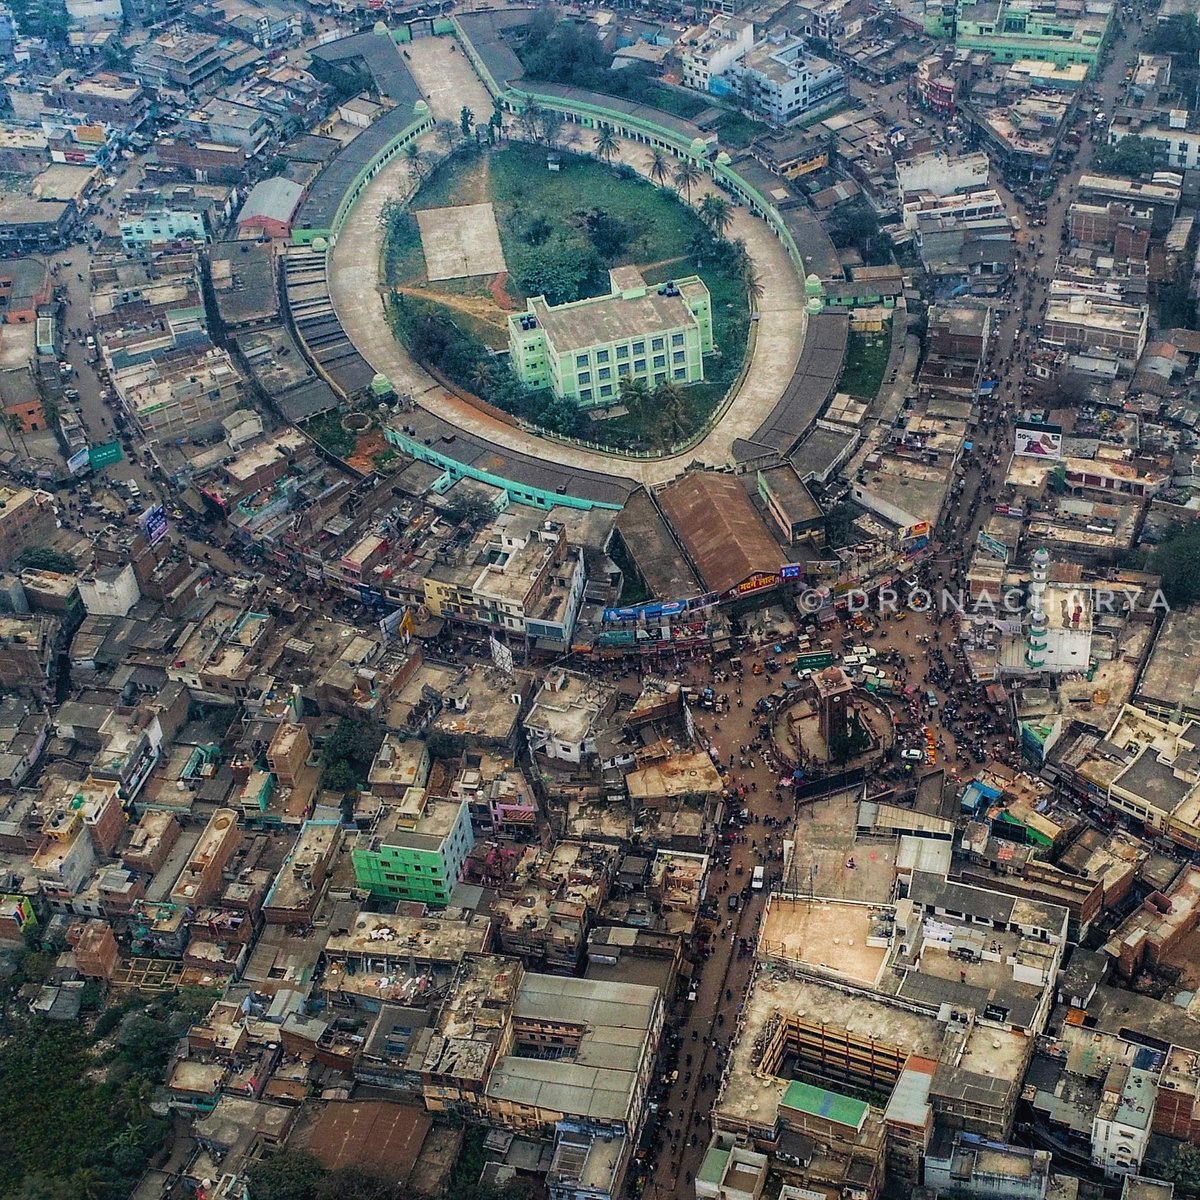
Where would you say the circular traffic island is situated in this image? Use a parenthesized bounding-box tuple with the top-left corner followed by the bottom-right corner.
(771, 665, 895, 778)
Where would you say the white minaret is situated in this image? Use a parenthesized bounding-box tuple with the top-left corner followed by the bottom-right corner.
(1025, 547, 1049, 670)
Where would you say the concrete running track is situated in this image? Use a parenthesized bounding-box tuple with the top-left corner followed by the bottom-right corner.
(326, 36, 808, 487)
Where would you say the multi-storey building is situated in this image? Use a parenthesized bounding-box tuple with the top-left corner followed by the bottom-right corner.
(421, 954, 664, 1200)
(0, 485, 56, 569)
(1042, 296, 1148, 365)
(509, 268, 711, 406)
(117, 349, 243, 443)
(119, 209, 208, 251)
(730, 40, 846, 126)
(1108, 109, 1200, 172)
(133, 31, 224, 94)
(43, 72, 150, 133)
(181, 99, 275, 158)
(352, 795, 475, 906)
(680, 16, 755, 93)
(951, 0, 1113, 78)
(171, 808, 241, 908)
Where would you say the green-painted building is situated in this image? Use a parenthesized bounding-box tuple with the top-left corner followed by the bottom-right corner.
(508, 267, 712, 407)
(352, 796, 475, 906)
(949, 0, 1112, 78)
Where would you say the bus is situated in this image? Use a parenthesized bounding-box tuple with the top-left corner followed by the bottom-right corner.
(752, 866, 765, 891)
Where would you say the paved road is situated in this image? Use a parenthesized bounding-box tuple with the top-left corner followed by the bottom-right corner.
(639, 16, 1147, 1195)
(326, 36, 808, 486)
(40, 160, 172, 538)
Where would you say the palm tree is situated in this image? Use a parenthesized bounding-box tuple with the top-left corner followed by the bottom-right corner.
(699, 194, 733, 239)
(685, 227, 711, 269)
(619, 375, 653, 422)
(647, 147, 671, 188)
(673, 158, 702, 206)
(517, 103, 543, 144)
(73, 1169, 103, 1200)
(741, 267, 764, 307)
(654, 380, 690, 445)
(595, 125, 619, 167)
(468, 358, 494, 397)
(723, 236, 752, 277)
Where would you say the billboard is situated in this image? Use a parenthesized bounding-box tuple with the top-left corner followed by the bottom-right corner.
(139, 504, 168, 546)
(379, 607, 408, 642)
(900, 521, 930, 542)
(976, 529, 1009, 562)
(1013, 422, 1063, 459)
(604, 598, 687, 624)
(602, 593, 718, 625)
(67, 447, 92, 475)
(796, 651, 834, 669)
(89, 441, 123, 469)
(780, 563, 804, 580)
(489, 634, 514, 676)
(729, 571, 779, 599)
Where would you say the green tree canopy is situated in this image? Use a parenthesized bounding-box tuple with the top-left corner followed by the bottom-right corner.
(1149, 13, 1200, 56)
(1165, 1142, 1200, 1197)
(19, 545, 76, 572)
(1094, 135, 1165, 179)
(517, 9, 609, 83)
(245, 1152, 426, 1200)
(510, 235, 602, 306)
(1147, 523, 1200, 606)
(246, 1152, 327, 1200)
(827, 202, 880, 254)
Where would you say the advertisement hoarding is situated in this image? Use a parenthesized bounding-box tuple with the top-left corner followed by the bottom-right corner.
(88, 441, 123, 469)
(730, 571, 778, 598)
(976, 529, 1009, 562)
(1013, 423, 1063, 459)
(489, 634, 515, 675)
(139, 504, 168, 547)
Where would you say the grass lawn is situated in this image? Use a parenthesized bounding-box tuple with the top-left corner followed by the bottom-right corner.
(622, 82, 710, 119)
(486, 143, 715, 291)
(839, 332, 890, 400)
(715, 110, 773, 149)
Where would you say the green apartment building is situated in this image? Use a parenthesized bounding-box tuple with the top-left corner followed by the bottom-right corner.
(351, 796, 475, 906)
(947, 0, 1112, 77)
(508, 266, 713, 407)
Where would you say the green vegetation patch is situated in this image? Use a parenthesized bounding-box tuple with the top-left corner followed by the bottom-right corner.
(0, 977, 215, 1200)
(839, 332, 890, 400)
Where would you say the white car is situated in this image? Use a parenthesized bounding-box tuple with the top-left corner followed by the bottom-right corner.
(901, 749, 924, 762)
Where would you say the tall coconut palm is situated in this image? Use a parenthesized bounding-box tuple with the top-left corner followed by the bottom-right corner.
(699, 194, 733, 239)
(469, 358, 494, 397)
(654, 380, 690, 445)
(685, 227, 711, 269)
(723, 236, 752, 277)
(647, 147, 671, 188)
(619, 375, 653, 422)
(741, 267, 764, 307)
(595, 125, 619, 167)
(673, 158, 702, 206)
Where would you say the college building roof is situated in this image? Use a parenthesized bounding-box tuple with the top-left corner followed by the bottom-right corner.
(655, 471, 782, 596)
